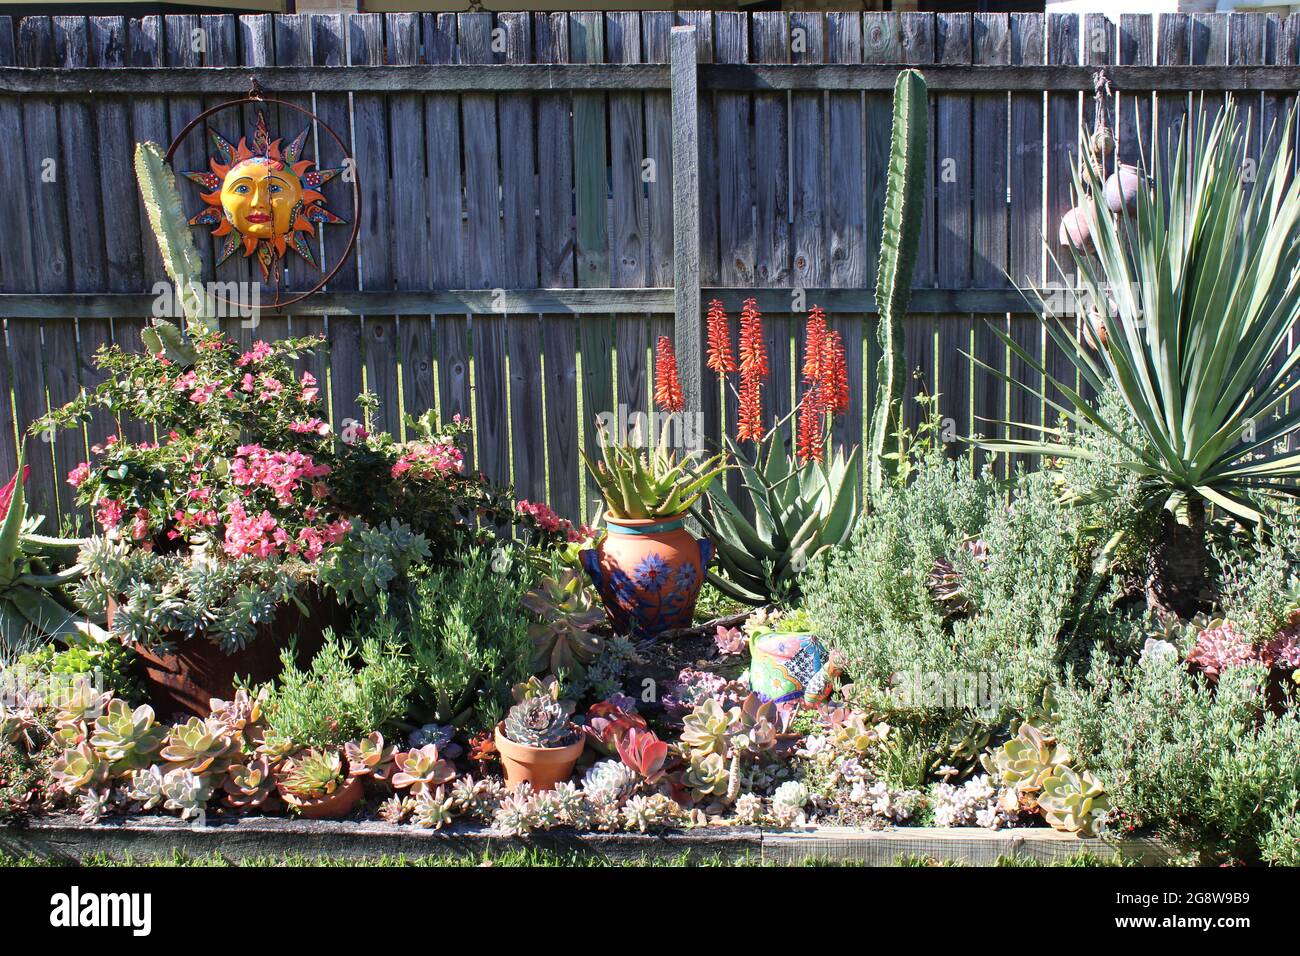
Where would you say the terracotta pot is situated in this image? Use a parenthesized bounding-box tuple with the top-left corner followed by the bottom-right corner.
(494, 722, 584, 792)
(109, 591, 349, 721)
(277, 772, 365, 820)
(580, 511, 713, 638)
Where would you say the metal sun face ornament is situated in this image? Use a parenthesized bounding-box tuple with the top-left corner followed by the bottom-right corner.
(182, 112, 345, 281)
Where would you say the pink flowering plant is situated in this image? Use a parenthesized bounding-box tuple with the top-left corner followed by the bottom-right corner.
(38, 329, 344, 559)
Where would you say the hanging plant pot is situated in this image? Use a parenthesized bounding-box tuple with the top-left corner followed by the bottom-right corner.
(580, 512, 713, 638)
(494, 723, 585, 792)
(276, 773, 365, 820)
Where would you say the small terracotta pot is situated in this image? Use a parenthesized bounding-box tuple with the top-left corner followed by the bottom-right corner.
(494, 722, 584, 792)
(277, 772, 365, 820)
(580, 511, 713, 638)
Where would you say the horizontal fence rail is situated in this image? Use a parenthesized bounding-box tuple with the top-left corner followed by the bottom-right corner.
(5, 63, 1300, 94)
(0, 9, 1297, 530)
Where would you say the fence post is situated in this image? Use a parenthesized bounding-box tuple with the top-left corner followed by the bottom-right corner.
(670, 25, 703, 422)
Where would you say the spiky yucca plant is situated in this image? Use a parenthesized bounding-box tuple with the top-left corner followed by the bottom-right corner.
(974, 99, 1300, 616)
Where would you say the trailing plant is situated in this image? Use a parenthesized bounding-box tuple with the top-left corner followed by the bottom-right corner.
(257, 632, 414, 751)
(869, 69, 928, 497)
(316, 518, 430, 606)
(691, 303, 861, 605)
(355, 547, 533, 733)
(973, 98, 1300, 617)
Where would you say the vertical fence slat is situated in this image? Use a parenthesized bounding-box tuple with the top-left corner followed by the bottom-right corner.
(1043, 13, 1079, 420)
(827, 11, 865, 461)
(461, 12, 509, 491)
(1008, 13, 1046, 464)
(751, 12, 793, 452)
(536, 12, 579, 522)
(935, 13, 973, 458)
(790, 9, 825, 451)
(971, 13, 1010, 476)
(0, 16, 25, 481)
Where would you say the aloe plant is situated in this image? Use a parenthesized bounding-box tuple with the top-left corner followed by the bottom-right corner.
(869, 69, 929, 498)
(133, 141, 213, 337)
(582, 428, 725, 521)
(0, 446, 104, 650)
(694, 435, 860, 605)
(971, 99, 1300, 616)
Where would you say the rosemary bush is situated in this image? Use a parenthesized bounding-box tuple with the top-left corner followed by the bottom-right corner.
(258, 633, 415, 750)
(355, 547, 534, 734)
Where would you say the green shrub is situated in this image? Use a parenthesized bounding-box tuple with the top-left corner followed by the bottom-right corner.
(803, 446, 1092, 723)
(358, 547, 534, 734)
(259, 633, 414, 750)
(1054, 652, 1300, 863)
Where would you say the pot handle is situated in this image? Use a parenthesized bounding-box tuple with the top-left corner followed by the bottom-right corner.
(579, 548, 602, 592)
(697, 537, 715, 568)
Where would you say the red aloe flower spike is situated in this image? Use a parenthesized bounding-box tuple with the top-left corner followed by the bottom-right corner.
(796, 384, 827, 464)
(736, 298, 768, 442)
(802, 305, 828, 386)
(706, 299, 736, 376)
(823, 328, 850, 416)
(653, 335, 686, 413)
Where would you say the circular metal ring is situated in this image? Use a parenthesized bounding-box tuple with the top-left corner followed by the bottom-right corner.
(164, 93, 361, 313)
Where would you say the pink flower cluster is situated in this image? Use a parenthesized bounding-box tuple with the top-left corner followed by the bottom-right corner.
(223, 499, 349, 561)
(516, 499, 568, 534)
(1185, 622, 1256, 679)
(230, 444, 331, 506)
(391, 441, 464, 480)
(236, 341, 273, 367)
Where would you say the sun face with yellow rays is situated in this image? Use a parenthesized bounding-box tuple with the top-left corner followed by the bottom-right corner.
(182, 112, 345, 282)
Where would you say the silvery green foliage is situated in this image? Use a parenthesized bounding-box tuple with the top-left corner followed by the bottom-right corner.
(577, 635, 641, 702)
(77, 538, 300, 653)
(317, 519, 431, 607)
(581, 759, 637, 799)
(803, 448, 1091, 722)
(1261, 788, 1300, 867)
(160, 768, 211, 820)
(1213, 513, 1300, 642)
(771, 779, 808, 811)
(1055, 652, 1300, 862)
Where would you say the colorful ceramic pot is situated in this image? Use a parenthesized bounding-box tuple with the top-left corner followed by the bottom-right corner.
(580, 512, 713, 638)
(747, 630, 840, 705)
(494, 723, 585, 791)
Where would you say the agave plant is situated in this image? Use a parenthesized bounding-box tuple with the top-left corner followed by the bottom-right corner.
(973, 99, 1300, 616)
(695, 437, 859, 605)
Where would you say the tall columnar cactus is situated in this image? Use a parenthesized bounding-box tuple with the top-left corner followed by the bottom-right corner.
(869, 69, 929, 498)
(133, 141, 213, 337)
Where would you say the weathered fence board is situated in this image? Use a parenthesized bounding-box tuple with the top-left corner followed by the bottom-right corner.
(0, 11, 1297, 527)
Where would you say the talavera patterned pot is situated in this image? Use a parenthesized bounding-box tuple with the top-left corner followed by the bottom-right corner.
(580, 512, 713, 638)
(747, 631, 840, 705)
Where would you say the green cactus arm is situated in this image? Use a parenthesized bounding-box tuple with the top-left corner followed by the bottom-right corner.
(134, 141, 214, 333)
(869, 69, 929, 498)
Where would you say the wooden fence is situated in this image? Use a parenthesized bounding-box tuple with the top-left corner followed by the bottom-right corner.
(0, 10, 1297, 528)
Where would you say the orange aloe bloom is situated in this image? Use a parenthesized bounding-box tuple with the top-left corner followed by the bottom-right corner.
(802, 305, 828, 386)
(823, 328, 850, 415)
(653, 335, 686, 413)
(796, 386, 826, 464)
(736, 298, 768, 442)
(706, 299, 736, 376)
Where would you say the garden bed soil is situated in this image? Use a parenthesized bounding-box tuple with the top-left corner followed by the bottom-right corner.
(0, 815, 1171, 866)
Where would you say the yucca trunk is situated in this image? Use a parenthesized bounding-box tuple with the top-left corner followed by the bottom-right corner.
(1145, 497, 1207, 620)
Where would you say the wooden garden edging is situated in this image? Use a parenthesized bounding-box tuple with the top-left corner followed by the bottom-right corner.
(0, 816, 1172, 866)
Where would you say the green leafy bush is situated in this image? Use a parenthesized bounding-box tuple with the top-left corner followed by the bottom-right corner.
(258, 633, 414, 750)
(1054, 652, 1300, 862)
(316, 519, 430, 606)
(803, 444, 1092, 722)
(356, 547, 534, 733)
